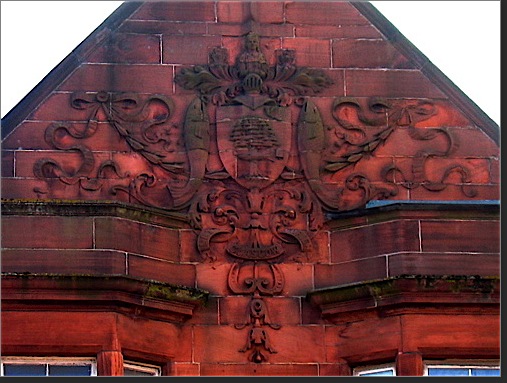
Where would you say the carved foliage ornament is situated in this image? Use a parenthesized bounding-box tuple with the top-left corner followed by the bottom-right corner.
(32, 32, 477, 363)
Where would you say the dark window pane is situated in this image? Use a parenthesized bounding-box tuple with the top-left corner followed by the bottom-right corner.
(3, 364, 46, 376)
(472, 369, 500, 376)
(428, 368, 469, 376)
(49, 365, 91, 376)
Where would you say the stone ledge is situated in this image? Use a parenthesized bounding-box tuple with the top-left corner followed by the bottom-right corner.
(325, 201, 500, 229)
(1, 272, 209, 324)
(1, 199, 499, 231)
(1, 198, 190, 229)
(307, 274, 500, 322)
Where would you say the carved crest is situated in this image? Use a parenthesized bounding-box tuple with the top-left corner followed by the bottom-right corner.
(216, 105, 290, 190)
(172, 32, 333, 264)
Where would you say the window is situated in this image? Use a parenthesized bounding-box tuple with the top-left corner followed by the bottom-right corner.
(1, 357, 96, 376)
(353, 363, 396, 376)
(424, 361, 500, 376)
(124, 361, 161, 376)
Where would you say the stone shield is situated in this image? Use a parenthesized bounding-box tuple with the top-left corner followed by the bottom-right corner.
(216, 98, 291, 190)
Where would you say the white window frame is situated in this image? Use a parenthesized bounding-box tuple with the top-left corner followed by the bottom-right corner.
(0, 356, 97, 376)
(353, 362, 396, 376)
(123, 360, 161, 376)
(424, 359, 500, 376)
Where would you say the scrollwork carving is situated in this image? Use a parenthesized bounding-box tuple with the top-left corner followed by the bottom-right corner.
(193, 181, 319, 264)
(33, 91, 185, 207)
(324, 97, 476, 200)
(33, 122, 96, 184)
(381, 125, 477, 197)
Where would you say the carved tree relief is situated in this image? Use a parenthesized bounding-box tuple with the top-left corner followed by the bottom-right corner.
(32, 32, 477, 362)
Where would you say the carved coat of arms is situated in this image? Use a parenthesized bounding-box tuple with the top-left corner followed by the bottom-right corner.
(172, 32, 336, 263)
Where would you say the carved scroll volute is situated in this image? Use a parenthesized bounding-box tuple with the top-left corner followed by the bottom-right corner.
(228, 262, 285, 296)
(33, 91, 187, 207)
(33, 122, 96, 184)
(325, 97, 477, 199)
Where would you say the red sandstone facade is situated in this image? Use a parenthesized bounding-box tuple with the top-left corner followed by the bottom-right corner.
(1, 1, 499, 376)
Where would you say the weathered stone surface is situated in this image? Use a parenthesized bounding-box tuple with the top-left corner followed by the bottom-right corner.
(0, 1, 499, 376)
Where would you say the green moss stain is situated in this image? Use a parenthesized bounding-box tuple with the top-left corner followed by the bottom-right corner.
(3, 273, 209, 304)
(145, 283, 209, 303)
(307, 274, 499, 305)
